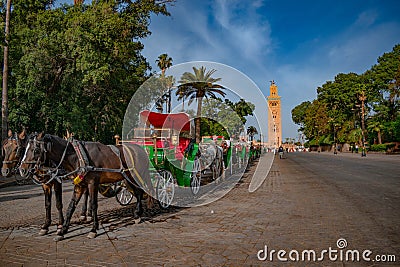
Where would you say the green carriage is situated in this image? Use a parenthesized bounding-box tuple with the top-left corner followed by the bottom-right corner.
(115, 110, 202, 208)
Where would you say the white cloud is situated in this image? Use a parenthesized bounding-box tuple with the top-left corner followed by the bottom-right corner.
(354, 10, 378, 28)
(212, 0, 273, 64)
(141, 1, 400, 139)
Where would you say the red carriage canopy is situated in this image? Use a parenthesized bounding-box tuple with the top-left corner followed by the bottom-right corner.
(139, 110, 193, 132)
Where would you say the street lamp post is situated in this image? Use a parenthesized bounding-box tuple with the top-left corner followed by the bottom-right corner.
(359, 91, 367, 157)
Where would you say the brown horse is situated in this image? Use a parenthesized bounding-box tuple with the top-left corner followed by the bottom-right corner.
(1, 129, 27, 177)
(2, 130, 68, 235)
(19, 133, 151, 240)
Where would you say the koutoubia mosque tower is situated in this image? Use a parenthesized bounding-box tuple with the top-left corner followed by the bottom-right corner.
(267, 80, 282, 148)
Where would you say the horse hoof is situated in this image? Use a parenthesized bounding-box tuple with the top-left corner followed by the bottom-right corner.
(86, 216, 93, 222)
(54, 235, 64, 242)
(134, 217, 141, 224)
(56, 225, 63, 235)
(79, 216, 86, 222)
(87, 232, 97, 239)
(39, 229, 49, 236)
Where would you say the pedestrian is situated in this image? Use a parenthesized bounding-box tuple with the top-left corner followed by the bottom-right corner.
(355, 144, 359, 153)
(278, 146, 284, 159)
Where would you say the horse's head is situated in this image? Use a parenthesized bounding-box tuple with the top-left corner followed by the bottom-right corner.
(19, 132, 48, 178)
(2, 130, 26, 177)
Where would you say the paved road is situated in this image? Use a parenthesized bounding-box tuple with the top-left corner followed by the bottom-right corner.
(0, 152, 399, 266)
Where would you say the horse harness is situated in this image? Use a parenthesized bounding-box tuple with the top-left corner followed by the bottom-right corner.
(43, 138, 145, 188)
(70, 142, 146, 189)
(23, 136, 70, 184)
(71, 139, 90, 184)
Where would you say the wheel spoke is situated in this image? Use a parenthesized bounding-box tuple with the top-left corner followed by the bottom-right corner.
(156, 170, 175, 208)
(115, 185, 134, 206)
(191, 159, 201, 195)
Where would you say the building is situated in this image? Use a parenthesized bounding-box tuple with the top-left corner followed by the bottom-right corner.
(266, 80, 282, 149)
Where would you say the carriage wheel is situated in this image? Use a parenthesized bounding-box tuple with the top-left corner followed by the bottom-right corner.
(190, 158, 202, 195)
(115, 183, 134, 206)
(156, 170, 175, 209)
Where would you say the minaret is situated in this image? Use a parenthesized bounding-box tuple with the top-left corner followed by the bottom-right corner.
(267, 80, 282, 148)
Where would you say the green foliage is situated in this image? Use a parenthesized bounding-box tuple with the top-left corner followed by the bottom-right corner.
(156, 53, 173, 76)
(2, 0, 173, 143)
(200, 118, 229, 139)
(177, 66, 226, 143)
(369, 143, 395, 152)
(247, 126, 258, 141)
(201, 98, 254, 137)
(291, 101, 311, 133)
(292, 44, 400, 146)
(224, 98, 255, 124)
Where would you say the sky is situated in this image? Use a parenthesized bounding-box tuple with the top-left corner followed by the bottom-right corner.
(140, 0, 400, 141)
(61, 0, 400, 142)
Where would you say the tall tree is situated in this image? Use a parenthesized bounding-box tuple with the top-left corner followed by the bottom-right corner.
(224, 98, 255, 124)
(156, 53, 172, 76)
(178, 66, 226, 143)
(247, 126, 258, 142)
(292, 44, 400, 146)
(3, 0, 173, 143)
(201, 98, 254, 137)
(1, 0, 11, 141)
(367, 44, 400, 121)
(367, 119, 384, 144)
(176, 85, 186, 111)
(156, 54, 173, 112)
(291, 101, 311, 133)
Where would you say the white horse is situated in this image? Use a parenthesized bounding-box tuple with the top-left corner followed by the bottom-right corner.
(199, 142, 225, 181)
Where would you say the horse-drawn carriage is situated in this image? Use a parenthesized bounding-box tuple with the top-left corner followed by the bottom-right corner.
(115, 110, 202, 208)
(1, 113, 246, 240)
(199, 135, 227, 179)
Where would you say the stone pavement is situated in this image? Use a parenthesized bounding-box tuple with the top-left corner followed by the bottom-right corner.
(0, 152, 398, 266)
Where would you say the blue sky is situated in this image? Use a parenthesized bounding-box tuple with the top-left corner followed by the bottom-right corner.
(140, 0, 400, 140)
(61, 0, 400, 141)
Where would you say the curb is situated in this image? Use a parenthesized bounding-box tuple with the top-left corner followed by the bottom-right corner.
(0, 177, 18, 189)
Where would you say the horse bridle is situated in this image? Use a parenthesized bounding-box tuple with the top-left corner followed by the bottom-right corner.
(2, 135, 25, 173)
(21, 135, 70, 184)
(21, 136, 48, 167)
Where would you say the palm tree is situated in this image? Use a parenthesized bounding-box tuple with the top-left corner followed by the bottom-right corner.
(247, 126, 258, 142)
(2, 0, 11, 142)
(156, 53, 173, 77)
(176, 86, 186, 111)
(178, 66, 226, 143)
(367, 119, 384, 144)
(156, 54, 173, 112)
